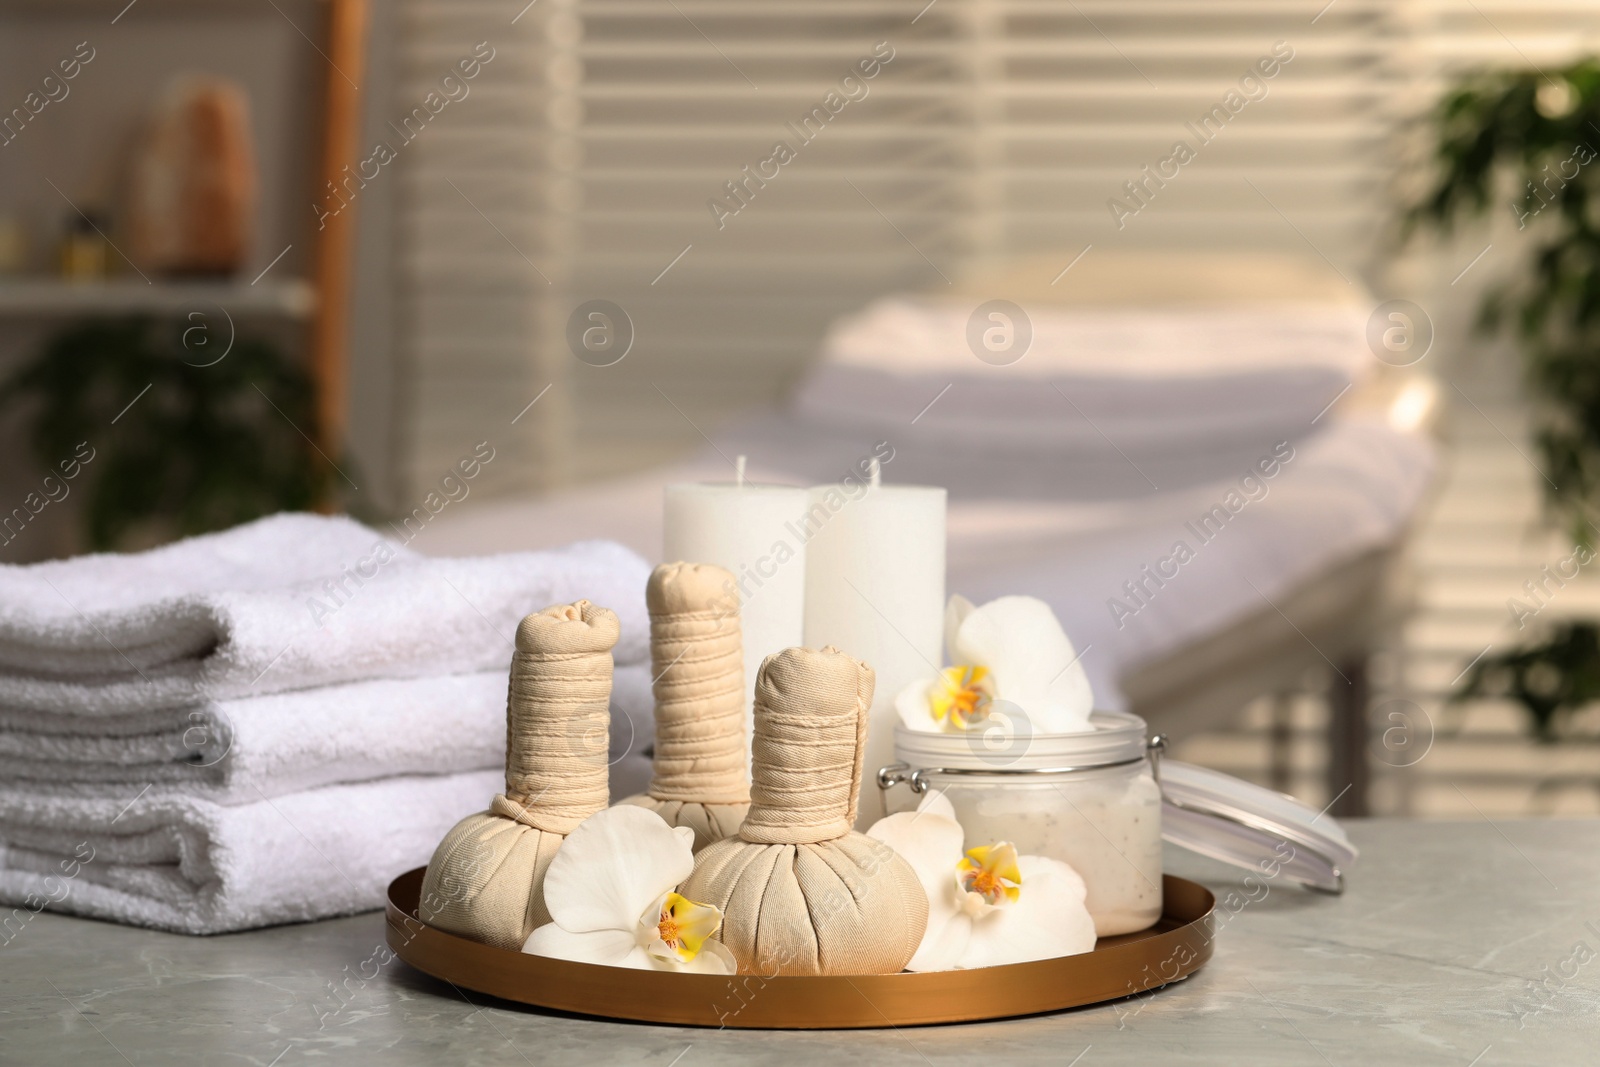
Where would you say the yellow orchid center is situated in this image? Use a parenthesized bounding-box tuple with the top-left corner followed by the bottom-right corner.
(928, 665, 995, 731)
(956, 842, 1022, 912)
(647, 892, 724, 965)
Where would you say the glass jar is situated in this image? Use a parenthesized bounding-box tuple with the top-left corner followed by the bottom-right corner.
(879, 711, 1163, 937)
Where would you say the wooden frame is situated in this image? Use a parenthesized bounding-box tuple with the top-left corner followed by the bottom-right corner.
(310, 0, 370, 462)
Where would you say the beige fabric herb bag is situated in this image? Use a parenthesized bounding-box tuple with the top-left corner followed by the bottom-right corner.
(418, 600, 615, 950)
(680, 646, 928, 975)
(619, 562, 751, 851)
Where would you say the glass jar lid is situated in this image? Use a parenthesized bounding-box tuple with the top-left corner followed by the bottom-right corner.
(1152, 740, 1357, 893)
(892, 710, 1147, 773)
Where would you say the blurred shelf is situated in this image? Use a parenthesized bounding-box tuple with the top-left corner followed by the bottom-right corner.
(0, 278, 316, 319)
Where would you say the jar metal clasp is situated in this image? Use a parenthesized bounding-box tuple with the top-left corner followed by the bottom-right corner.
(876, 762, 934, 794)
(1147, 733, 1167, 784)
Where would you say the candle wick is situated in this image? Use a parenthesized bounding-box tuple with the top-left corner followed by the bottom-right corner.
(735, 454, 747, 488)
(869, 457, 880, 489)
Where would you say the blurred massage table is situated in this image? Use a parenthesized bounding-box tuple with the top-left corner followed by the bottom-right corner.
(420, 253, 1440, 817)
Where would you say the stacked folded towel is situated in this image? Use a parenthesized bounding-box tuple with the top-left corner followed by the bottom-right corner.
(0, 513, 655, 934)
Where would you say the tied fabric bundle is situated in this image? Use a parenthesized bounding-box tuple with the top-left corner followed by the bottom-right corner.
(680, 646, 927, 975)
(420, 601, 616, 951)
(619, 562, 750, 851)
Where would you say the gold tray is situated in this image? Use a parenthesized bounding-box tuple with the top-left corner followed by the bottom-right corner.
(386, 868, 1215, 1029)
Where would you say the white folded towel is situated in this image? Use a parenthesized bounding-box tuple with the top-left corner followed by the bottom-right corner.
(0, 763, 657, 935)
(0, 514, 651, 714)
(0, 513, 388, 675)
(0, 771, 502, 934)
(0, 514, 663, 934)
(0, 663, 655, 804)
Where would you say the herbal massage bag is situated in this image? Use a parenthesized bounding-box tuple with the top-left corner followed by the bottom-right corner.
(418, 600, 616, 950)
(619, 561, 750, 851)
(680, 645, 928, 975)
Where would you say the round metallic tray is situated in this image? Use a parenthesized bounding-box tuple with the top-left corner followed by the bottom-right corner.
(387, 868, 1214, 1029)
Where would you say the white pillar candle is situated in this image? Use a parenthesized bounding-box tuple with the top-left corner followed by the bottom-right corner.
(802, 463, 946, 827)
(663, 464, 810, 738)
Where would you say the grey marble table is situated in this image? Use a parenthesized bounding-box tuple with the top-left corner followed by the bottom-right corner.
(4, 819, 1599, 1066)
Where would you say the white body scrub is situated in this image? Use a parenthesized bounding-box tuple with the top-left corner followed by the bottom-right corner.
(886, 712, 1164, 937)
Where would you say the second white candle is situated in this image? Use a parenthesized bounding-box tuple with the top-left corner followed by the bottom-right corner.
(802, 464, 946, 827)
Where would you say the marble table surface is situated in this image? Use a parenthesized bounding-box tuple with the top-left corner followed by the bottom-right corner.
(4, 819, 1598, 1065)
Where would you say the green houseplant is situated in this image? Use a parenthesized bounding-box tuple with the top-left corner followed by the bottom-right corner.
(1407, 59, 1600, 540)
(1408, 60, 1600, 738)
(0, 316, 338, 550)
(1454, 621, 1600, 741)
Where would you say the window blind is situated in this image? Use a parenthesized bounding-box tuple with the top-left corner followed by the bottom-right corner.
(388, 0, 1600, 494)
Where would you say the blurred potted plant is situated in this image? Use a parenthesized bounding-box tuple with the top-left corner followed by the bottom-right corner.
(1407, 60, 1600, 737)
(1407, 59, 1600, 540)
(0, 317, 338, 550)
(1454, 622, 1600, 741)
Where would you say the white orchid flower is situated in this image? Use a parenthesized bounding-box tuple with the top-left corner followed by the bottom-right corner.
(895, 594, 1094, 734)
(522, 804, 736, 974)
(867, 790, 1096, 971)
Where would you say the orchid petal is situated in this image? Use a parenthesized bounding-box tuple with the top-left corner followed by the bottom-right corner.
(540, 805, 694, 934)
(638, 890, 675, 961)
(867, 806, 967, 971)
(928, 665, 996, 730)
(950, 595, 1093, 733)
(896, 677, 941, 732)
(644, 891, 726, 966)
(682, 938, 737, 975)
(898, 665, 996, 733)
(664, 894, 724, 950)
(956, 854, 1096, 969)
(943, 594, 975, 665)
(867, 809, 965, 920)
(523, 923, 645, 967)
(956, 842, 1023, 915)
(914, 788, 958, 822)
(907, 911, 972, 972)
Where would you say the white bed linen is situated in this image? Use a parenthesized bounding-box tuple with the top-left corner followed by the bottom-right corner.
(415, 415, 1433, 711)
(793, 297, 1373, 450)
